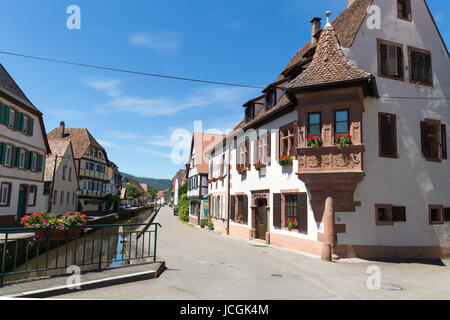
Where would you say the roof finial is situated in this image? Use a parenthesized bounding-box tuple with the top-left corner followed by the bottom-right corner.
(325, 11, 332, 27)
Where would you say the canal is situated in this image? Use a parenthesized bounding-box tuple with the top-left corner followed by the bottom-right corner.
(3, 208, 156, 284)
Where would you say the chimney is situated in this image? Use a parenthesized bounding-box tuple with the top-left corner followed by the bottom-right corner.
(347, 0, 355, 8)
(310, 17, 322, 45)
(59, 121, 65, 138)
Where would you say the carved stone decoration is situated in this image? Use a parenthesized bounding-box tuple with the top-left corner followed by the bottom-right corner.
(322, 154, 331, 169)
(352, 122, 360, 143)
(308, 155, 320, 168)
(299, 155, 306, 169)
(334, 153, 348, 168)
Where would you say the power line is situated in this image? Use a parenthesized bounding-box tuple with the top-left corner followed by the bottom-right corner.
(0, 50, 449, 100)
(0, 50, 265, 90)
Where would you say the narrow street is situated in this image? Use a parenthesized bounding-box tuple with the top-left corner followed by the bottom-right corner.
(54, 206, 450, 300)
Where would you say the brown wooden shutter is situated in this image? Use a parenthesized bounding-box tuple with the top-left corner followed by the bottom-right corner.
(273, 193, 281, 228)
(392, 206, 406, 222)
(420, 121, 428, 158)
(380, 113, 397, 156)
(297, 193, 308, 234)
(230, 196, 236, 221)
(441, 124, 447, 159)
(236, 143, 239, 168)
(243, 195, 248, 223)
(267, 131, 271, 160)
(245, 139, 250, 169)
(396, 46, 404, 78)
(444, 208, 450, 222)
(290, 121, 298, 156)
(380, 43, 388, 75)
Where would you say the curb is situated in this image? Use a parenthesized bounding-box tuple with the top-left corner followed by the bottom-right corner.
(7, 261, 166, 299)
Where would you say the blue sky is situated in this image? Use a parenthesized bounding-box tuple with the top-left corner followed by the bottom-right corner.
(0, 0, 448, 179)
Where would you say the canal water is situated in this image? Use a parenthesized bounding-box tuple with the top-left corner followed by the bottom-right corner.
(3, 209, 155, 283)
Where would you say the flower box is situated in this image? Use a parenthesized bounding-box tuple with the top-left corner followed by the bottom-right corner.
(335, 134, 352, 149)
(253, 163, 267, 170)
(278, 155, 293, 166)
(285, 219, 298, 231)
(306, 134, 323, 148)
(237, 167, 248, 175)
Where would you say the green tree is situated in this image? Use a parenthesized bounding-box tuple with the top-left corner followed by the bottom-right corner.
(124, 184, 140, 200)
(105, 194, 121, 210)
(178, 194, 189, 222)
(178, 183, 187, 198)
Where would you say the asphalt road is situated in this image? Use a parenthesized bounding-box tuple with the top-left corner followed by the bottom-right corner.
(54, 206, 450, 300)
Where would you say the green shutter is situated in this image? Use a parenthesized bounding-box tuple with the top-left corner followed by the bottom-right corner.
(0, 142, 5, 165)
(14, 147, 21, 167)
(27, 151, 33, 170)
(19, 113, 24, 132)
(28, 118, 34, 136)
(3, 105, 11, 126)
(0, 104, 4, 125)
(38, 154, 43, 172)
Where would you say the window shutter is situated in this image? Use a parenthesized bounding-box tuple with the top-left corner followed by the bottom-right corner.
(27, 151, 33, 170)
(392, 206, 406, 222)
(0, 142, 5, 165)
(0, 104, 4, 124)
(420, 121, 428, 158)
(230, 195, 236, 221)
(291, 121, 298, 157)
(441, 124, 447, 159)
(273, 193, 281, 228)
(267, 132, 271, 162)
(297, 193, 308, 234)
(14, 147, 21, 167)
(16, 112, 23, 131)
(38, 154, 44, 172)
(444, 208, 450, 222)
(4, 105, 10, 126)
(380, 43, 388, 75)
(243, 195, 248, 223)
(410, 50, 417, 80)
(424, 54, 432, 83)
(380, 113, 396, 156)
(245, 139, 250, 169)
(396, 46, 403, 78)
(28, 118, 34, 136)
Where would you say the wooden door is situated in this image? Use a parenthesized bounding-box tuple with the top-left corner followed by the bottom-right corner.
(17, 186, 27, 220)
(256, 199, 267, 240)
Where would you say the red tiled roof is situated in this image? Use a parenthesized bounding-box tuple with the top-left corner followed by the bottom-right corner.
(47, 128, 106, 160)
(287, 24, 372, 89)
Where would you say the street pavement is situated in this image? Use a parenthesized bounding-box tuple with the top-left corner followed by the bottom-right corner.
(53, 206, 450, 300)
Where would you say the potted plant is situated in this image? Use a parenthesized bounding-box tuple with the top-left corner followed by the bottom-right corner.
(237, 166, 248, 175)
(335, 134, 352, 149)
(21, 212, 51, 240)
(63, 212, 87, 238)
(200, 219, 207, 229)
(278, 155, 293, 166)
(253, 162, 267, 171)
(236, 213, 244, 223)
(285, 219, 298, 231)
(207, 220, 214, 230)
(306, 134, 323, 148)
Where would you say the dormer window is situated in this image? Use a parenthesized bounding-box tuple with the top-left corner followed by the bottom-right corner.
(398, 0, 411, 21)
(245, 104, 255, 122)
(266, 90, 277, 110)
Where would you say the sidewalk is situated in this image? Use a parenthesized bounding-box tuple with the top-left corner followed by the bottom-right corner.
(0, 261, 165, 298)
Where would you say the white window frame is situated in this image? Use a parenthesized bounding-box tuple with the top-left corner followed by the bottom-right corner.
(22, 116, 28, 134)
(19, 150, 26, 169)
(1, 184, 10, 205)
(8, 110, 15, 128)
(5, 145, 12, 167)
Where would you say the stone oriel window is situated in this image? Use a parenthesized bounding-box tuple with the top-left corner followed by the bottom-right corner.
(379, 113, 397, 158)
(308, 112, 321, 137)
(377, 39, 404, 81)
(335, 109, 350, 136)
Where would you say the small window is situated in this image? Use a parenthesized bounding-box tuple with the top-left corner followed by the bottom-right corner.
(68, 167, 72, 181)
(397, 0, 412, 21)
(89, 162, 94, 171)
(31, 153, 37, 171)
(444, 208, 450, 222)
(285, 195, 298, 225)
(19, 150, 26, 169)
(379, 113, 397, 158)
(22, 116, 28, 134)
(62, 165, 67, 180)
(421, 120, 446, 162)
(335, 110, 350, 136)
(378, 39, 404, 80)
(0, 183, 11, 206)
(53, 190, 58, 205)
(8, 109, 15, 128)
(4, 145, 13, 167)
(429, 205, 444, 225)
(280, 122, 296, 156)
(66, 191, 70, 205)
(409, 47, 433, 85)
(375, 204, 393, 226)
(60, 191, 64, 205)
(308, 113, 321, 137)
(28, 185, 37, 207)
(43, 182, 51, 196)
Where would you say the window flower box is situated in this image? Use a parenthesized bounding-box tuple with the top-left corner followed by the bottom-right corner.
(278, 155, 293, 166)
(285, 219, 298, 231)
(237, 166, 248, 175)
(335, 134, 352, 149)
(253, 162, 267, 171)
(306, 134, 323, 148)
(236, 213, 245, 224)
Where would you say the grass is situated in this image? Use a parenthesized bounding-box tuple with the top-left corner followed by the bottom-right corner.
(178, 217, 194, 228)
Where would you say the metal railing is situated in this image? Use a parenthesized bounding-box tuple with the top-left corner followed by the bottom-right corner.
(0, 223, 161, 286)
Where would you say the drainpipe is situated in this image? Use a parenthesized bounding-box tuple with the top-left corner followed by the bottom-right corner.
(48, 155, 58, 212)
(226, 147, 231, 235)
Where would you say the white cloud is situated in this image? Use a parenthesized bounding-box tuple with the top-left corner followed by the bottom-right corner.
(129, 31, 181, 53)
(97, 139, 125, 150)
(86, 78, 251, 118)
(136, 147, 173, 159)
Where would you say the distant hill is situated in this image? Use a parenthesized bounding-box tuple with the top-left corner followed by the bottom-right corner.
(121, 172, 172, 190)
